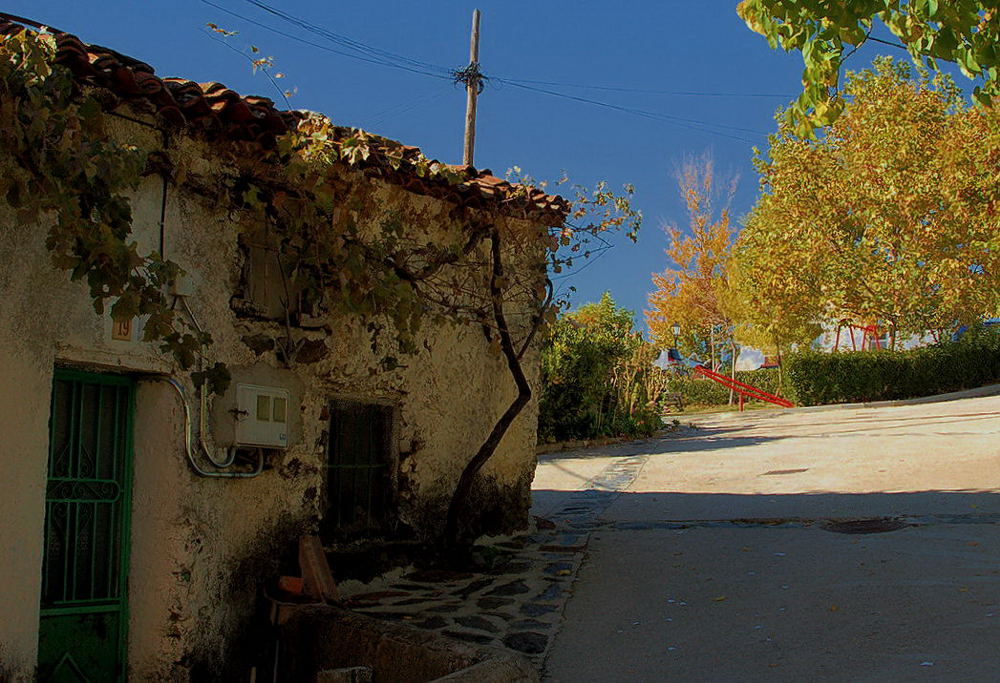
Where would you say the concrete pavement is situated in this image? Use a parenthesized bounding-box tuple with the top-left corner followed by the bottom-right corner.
(536, 395, 1000, 681)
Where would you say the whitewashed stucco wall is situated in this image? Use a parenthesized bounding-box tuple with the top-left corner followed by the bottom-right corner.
(0, 114, 543, 680)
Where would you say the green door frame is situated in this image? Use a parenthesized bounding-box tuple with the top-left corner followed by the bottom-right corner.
(38, 368, 136, 682)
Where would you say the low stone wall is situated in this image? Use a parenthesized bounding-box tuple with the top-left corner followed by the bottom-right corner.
(536, 435, 634, 455)
(536, 424, 681, 455)
(277, 605, 538, 683)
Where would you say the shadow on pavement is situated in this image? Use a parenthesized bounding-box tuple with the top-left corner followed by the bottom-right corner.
(537, 426, 785, 463)
(533, 488, 1000, 527)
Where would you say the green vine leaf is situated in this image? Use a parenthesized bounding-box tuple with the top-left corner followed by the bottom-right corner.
(1, 28, 206, 386)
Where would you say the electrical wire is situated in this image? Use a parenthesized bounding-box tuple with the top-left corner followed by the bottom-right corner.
(841, 28, 873, 67)
(869, 35, 908, 51)
(233, 0, 793, 101)
(199, 0, 772, 143)
(494, 79, 767, 142)
(240, 0, 454, 77)
(497, 77, 793, 99)
(366, 88, 450, 128)
(198, 0, 453, 80)
(240, 0, 793, 106)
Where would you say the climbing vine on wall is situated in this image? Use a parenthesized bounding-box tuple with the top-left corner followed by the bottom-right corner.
(230, 116, 478, 363)
(0, 28, 223, 386)
(223, 114, 643, 370)
(2, 26, 643, 546)
(0, 27, 641, 386)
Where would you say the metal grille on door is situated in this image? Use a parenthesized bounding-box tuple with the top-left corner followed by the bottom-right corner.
(324, 400, 393, 537)
(38, 369, 134, 683)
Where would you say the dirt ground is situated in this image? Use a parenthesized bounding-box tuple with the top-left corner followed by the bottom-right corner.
(535, 394, 1000, 682)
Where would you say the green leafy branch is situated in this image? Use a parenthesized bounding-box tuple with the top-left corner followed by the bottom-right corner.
(738, 0, 1000, 135)
(0, 28, 223, 389)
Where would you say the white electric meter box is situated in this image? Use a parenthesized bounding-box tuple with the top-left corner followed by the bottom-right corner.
(235, 383, 290, 449)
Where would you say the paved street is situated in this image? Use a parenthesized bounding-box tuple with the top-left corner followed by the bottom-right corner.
(536, 395, 1000, 682)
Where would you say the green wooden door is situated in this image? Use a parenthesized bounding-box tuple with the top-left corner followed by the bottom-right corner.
(38, 369, 135, 682)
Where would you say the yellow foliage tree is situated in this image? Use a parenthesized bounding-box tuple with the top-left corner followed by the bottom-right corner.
(646, 154, 738, 371)
(737, 58, 1000, 346)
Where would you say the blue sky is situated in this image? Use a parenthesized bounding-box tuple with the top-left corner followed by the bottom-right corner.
(8, 1, 913, 332)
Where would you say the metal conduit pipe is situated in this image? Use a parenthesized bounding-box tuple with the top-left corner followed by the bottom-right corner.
(199, 383, 238, 467)
(148, 169, 253, 476)
(156, 376, 264, 478)
(177, 297, 238, 468)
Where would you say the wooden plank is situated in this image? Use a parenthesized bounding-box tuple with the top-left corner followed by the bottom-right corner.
(299, 535, 339, 603)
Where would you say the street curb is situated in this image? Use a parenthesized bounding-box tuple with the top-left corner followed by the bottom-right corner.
(536, 427, 680, 455)
(536, 435, 634, 455)
(699, 382, 1000, 420)
(789, 381, 1000, 413)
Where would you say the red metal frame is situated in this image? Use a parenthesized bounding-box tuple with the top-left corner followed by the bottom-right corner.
(694, 365, 794, 411)
(833, 321, 883, 352)
(860, 324, 882, 350)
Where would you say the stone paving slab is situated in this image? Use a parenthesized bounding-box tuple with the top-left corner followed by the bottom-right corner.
(338, 449, 653, 666)
(338, 532, 585, 663)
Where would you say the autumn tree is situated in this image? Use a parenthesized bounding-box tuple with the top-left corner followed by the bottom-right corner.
(737, 58, 1000, 345)
(723, 260, 822, 389)
(646, 154, 738, 372)
(738, 0, 1000, 134)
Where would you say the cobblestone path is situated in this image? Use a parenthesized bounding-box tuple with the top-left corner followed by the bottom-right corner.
(337, 450, 651, 665)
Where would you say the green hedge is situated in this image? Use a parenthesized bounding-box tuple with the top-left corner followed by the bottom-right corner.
(664, 367, 790, 408)
(785, 329, 1000, 405)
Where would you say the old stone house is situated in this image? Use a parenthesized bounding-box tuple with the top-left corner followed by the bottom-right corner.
(0, 16, 566, 681)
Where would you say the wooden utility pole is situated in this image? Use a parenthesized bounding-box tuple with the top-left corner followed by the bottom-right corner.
(462, 9, 482, 167)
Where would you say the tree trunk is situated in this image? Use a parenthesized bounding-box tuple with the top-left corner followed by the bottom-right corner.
(710, 326, 716, 372)
(728, 341, 738, 405)
(444, 230, 535, 549)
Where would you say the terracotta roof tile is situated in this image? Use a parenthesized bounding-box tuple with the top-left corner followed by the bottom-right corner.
(0, 14, 569, 223)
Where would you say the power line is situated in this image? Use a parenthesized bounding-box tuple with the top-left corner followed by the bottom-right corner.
(234, 1, 789, 102)
(200, 0, 794, 107)
(240, 0, 454, 77)
(868, 36, 908, 51)
(366, 88, 450, 128)
(198, 1, 770, 143)
(497, 78, 793, 99)
(494, 79, 767, 142)
(841, 28, 873, 66)
(198, 0, 453, 80)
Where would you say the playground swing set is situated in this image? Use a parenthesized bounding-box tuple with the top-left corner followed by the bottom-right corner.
(832, 320, 890, 351)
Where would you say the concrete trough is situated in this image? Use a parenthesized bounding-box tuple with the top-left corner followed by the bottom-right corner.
(277, 605, 538, 682)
